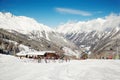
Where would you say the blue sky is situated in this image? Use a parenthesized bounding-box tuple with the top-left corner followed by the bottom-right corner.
(0, 0, 120, 27)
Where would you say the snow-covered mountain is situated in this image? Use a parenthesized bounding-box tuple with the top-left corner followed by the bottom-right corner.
(0, 12, 53, 34)
(0, 12, 79, 57)
(57, 14, 120, 34)
(57, 14, 120, 53)
(0, 12, 55, 41)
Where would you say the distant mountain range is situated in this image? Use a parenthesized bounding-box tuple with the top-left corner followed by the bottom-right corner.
(57, 14, 120, 53)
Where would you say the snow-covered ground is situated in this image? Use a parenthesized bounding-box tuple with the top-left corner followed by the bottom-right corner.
(0, 54, 120, 80)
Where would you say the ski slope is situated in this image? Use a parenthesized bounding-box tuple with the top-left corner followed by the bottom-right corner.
(0, 54, 120, 80)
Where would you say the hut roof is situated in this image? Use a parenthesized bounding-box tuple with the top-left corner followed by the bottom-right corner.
(16, 51, 56, 56)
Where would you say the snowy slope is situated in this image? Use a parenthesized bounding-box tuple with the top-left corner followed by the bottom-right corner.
(0, 54, 120, 80)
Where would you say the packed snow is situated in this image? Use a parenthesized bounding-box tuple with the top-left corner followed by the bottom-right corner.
(0, 54, 120, 80)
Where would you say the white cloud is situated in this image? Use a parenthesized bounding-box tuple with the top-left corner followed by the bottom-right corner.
(55, 7, 91, 16)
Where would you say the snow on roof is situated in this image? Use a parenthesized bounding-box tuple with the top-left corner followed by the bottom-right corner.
(26, 51, 45, 55)
(16, 53, 27, 56)
(16, 51, 56, 56)
(16, 51, 27, 56)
